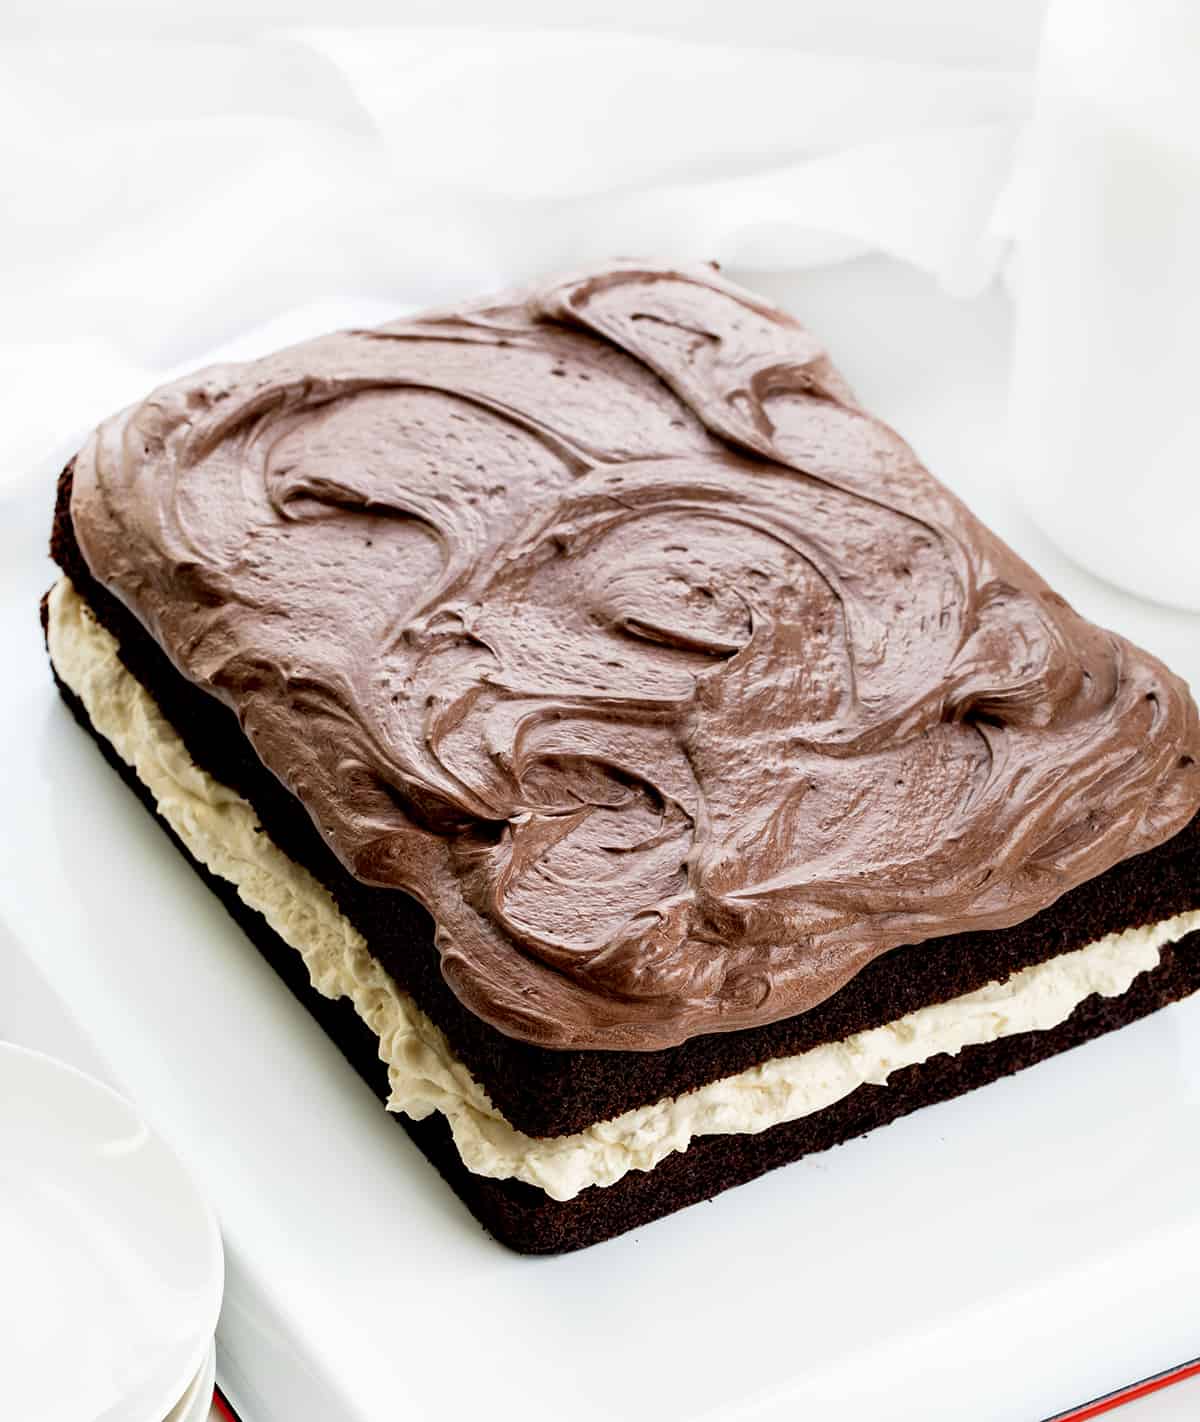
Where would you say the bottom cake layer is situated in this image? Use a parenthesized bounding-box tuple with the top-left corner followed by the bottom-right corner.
(45, 585, 1200, 1253)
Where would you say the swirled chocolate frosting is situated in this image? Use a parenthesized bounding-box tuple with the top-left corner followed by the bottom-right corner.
(71, 262, 1200, 1050)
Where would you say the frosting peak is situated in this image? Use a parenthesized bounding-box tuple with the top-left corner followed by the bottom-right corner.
(71, 262, 1200, 1049)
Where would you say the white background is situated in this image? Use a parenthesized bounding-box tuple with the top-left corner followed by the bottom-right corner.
(5, 3, 1200, 1418)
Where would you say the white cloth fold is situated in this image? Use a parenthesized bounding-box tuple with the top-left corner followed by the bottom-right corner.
(4, 11, 1194, 611)
(0, 25, 1031, 484)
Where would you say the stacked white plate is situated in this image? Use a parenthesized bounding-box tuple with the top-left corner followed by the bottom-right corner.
(163, 1340, 217, 1422)
(0, 1043, 224, 1422)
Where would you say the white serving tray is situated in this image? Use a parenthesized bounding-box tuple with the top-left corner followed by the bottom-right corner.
(5, 259, 1200, 1422)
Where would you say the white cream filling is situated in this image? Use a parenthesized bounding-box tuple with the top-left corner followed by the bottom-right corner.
(47, 576, 1200, 1203)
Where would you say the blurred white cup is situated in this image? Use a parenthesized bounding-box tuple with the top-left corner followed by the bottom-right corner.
(1011, 0, 1200, 610)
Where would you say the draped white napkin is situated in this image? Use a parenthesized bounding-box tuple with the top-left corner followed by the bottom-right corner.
(1, 10, 1195, 609)
(0, 27, 1026, 461)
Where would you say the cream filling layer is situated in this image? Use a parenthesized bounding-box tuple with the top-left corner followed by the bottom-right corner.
(47, 576, 1200, 1203)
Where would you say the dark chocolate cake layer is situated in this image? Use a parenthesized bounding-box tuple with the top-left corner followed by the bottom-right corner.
(51, 470, 1200, 1138)
(47, 649, 1200, 1254)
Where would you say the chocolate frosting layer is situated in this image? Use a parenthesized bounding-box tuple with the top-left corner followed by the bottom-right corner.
(70, 262, 1200, 1050)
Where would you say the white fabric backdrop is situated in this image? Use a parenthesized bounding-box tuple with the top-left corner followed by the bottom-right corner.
(2, 2, 1196, 607)
(0, 21, 1031, 467)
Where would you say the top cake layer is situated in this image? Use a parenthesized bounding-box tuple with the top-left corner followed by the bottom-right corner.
(70, 261, 1200, 1051)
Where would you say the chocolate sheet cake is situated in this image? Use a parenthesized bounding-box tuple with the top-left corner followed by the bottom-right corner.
(44, 262, 1200, 1252)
